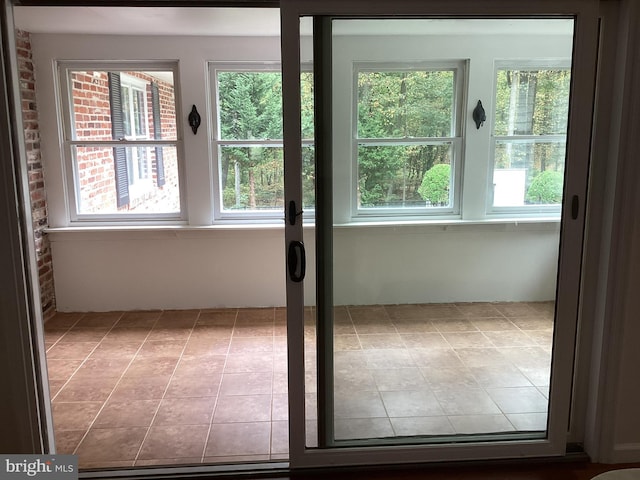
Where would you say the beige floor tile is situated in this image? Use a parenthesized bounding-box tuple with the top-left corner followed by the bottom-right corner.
(493, 303, 539, 317)
(55, 376, 120, 402)
(137, 424, 208, 460)
(54, 430, 86, 455)
(224, 353, 274, 373)
(334, 367, 377, 392)
(469, 364, 533, 388)
(483, 330, 538, 348)
(390, 416, 455, 436)
(359, 333, 405, 349)
(59, 328, 110, 343)
(46, 303, 554, 468)
(52, 401, 103, 431)
(455, 303, 503, 318)
(164, 373, 221, 398)
(385, 304, 427, 320)
(432, 318, 479, 333)
(381, 390, 444, 417)
(46, 342, 99, 359)
(76, 426, 147, 462)
(432, 387, 501, 415)
(136, 340, 186, 358)
(334, 418, 394, 440)
(219, 372, 273, 396)
(371, 368, 428, 391)
(116, 311, 161, 328)
(364, 349, 415, 369)
(421, 366, 480, 389)
(213, 394, 272, 423)
(448, 414, 515, 434)
(153, 397, 216, 425)
(486, 387, 549, 414)
(506, 413, 548, 431)
(110, 376, 171, 400)
(93, 399, 160, 428)
(334, 391, 387, 418)
(401, 333, 450, 349)
(205, 422, 271, 457)
(75, 312, 123, 328)
(442, 332, 494, 348)
(334, 334, 361, 351)
(271, 420, 289, 454)
(409, 348, 465, 368)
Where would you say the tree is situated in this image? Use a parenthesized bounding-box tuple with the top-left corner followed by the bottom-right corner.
(356, 70, 454, 207)
(525, 170, 563, 204)
(218, 72, 284, 209)
(418, 163, 450, 206)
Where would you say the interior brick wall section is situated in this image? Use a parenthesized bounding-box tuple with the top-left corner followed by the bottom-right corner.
(16, 29, 56, 320)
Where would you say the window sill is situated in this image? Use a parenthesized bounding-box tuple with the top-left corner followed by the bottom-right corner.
(45, 216, 560, 240)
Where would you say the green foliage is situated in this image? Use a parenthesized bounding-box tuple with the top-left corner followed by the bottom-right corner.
(357, 70, 454, 208)
(494, 69, 571, 137)
(418, 163, 451, 206)
(525, 170, 564, 204)
(217, 72, 314, 210)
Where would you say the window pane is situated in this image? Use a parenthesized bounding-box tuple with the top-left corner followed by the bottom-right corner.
(358, 144, 452, 209)
(74, 145, 180, 215)
(69, 70, 177, 141)
(218, 72, 283, 140)
(357, 70, 455, 139)
(302, 145, 315, 209)
(301, 72, 315, 140)
(219, 146, 284, 211)
(494, 69, 570, 136)
(493, 141, 565, 207)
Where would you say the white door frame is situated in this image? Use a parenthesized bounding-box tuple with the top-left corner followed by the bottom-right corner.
(0, 0, 55, 455)
(282, 0, 600, 469)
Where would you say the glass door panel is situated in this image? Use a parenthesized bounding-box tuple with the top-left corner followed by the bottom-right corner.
(282, 0, 599, 468)
(329, 17, 570, 444)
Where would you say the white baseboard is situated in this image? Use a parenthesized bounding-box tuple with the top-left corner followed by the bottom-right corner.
(611, 443, 640, 463)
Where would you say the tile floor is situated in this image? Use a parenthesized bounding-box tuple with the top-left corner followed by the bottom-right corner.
(44, 302, 553, 469)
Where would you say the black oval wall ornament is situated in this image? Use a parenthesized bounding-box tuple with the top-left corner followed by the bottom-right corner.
(472, 100, 486, 129)
(188, 105, 201, 134)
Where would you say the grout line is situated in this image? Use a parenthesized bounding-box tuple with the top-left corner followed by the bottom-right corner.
(68, 311, 142, 456)
(200, 307, 238, 464)
(49, 304, 555, 464)
(129, 309, 202, 466)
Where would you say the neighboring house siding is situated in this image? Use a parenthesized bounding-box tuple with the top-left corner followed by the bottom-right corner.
(71, 70, 179, 213)
(16, 29, 55, 320)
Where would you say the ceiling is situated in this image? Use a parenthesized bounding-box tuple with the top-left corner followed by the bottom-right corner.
(13, 7, 573, 37)
(13, 7, 283, 36)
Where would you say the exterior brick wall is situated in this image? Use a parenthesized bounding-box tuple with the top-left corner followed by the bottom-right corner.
(16, 29, 56, 320)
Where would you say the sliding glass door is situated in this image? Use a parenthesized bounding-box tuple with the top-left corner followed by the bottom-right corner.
(282, 0, 599, 468)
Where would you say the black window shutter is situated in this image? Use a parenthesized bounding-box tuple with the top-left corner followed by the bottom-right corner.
(108, 72, 129, 208)
(151, 82, 166, 187)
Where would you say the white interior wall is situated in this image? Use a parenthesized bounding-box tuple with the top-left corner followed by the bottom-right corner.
(33, 31, 569, 311)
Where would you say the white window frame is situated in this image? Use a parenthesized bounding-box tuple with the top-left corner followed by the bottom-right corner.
(487, 59, 571, 217)
(351, 61, 466, 221)
(209, 62, 314, 223)
(57, 61, 186, 224)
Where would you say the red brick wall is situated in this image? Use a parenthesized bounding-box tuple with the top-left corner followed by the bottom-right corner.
(16, 29, 56, 320)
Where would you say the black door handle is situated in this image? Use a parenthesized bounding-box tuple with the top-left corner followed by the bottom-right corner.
(288, 241, 306, 282)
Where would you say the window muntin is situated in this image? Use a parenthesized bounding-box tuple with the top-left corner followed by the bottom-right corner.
(212, 66, 314, 218)
(61, 65, 182, 219)
(491, 66, 570, 211)
(354, 64, 463, 216)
